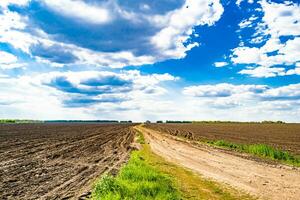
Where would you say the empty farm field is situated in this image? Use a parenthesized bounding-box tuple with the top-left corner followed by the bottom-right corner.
(145, 123, 300, 155)
(0, 123, 135, 200)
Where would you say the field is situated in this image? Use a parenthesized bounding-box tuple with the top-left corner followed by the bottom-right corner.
(0, 123, 135, 200)
(144, 123, 300, 155)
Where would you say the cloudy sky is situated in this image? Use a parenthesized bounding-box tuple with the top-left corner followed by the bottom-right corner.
(0, 0, 300, 122)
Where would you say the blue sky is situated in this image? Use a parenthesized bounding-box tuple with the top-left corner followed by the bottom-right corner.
(0, 0, 300, 122)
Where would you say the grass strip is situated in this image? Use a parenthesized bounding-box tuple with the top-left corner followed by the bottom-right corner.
(141, 145, 254, 200)
(92, 131, 254, 200)
(91, 132, 181, 200)
(207, 140, 300, 167)
(135, 129, 145, 144)
(91, 150, 180, 200)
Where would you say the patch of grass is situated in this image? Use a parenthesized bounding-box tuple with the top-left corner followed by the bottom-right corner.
(136, 130, 145, 144)
(142, 145, 254, 200)
(207, 140, 300, 166)
(0, 119, 43, 124)
(92, 127, 254, 200)
(92, 141, 254, 200)
(91, 149, 181, 200)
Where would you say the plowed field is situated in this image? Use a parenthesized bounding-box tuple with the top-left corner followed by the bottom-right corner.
(145, 123, 300, 154)
(0, 123, 135, 200)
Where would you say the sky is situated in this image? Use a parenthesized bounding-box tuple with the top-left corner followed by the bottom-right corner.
(0, 0, 300, 122)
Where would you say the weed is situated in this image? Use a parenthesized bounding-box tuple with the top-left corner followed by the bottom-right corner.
(207, 140, 300, 166)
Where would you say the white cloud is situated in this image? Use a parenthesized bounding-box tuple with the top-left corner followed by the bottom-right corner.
(1, 73, 300, 122)
(260, 0, 300, 38)
(184, 83, 300, 102)
(232, 0, 300, 77)
(236, 0, 254, 7)
(231, 47, 262, 64)
(183, 83, 268, 98)
(0, 0, 29, 8)
(239, 66, 286, 78)
(0, 51, 17, 64)
(238, 15, 257, 28)
(0, 51, 24, 69)
(214, 61, 228, 67)
(181, 83, 300, 122)
(0, 0, 224, 68)
(151, 0, 224, 60)
(42, 0, 111, 25)
(0, 8, 39, 54)
(0, 70, 178, 120)
(286, 63, 300, 75)
(261, 83, 300, 100)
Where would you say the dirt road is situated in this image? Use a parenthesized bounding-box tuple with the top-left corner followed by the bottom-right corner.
(136, 126, 300, 200)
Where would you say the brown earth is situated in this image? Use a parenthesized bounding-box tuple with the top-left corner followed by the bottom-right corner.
(137, 126, 300, 200)
(145, 123, 300, 154)
(0, 123, 135, 200)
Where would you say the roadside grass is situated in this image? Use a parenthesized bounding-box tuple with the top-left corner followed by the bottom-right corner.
(91, 150, 180, 200)
(91, 131, 181, 200)
(135, 129, 145, 144)
(92, 128, 254, 200)
(141, 145, 254, 200)
(207, 140, 300, 167)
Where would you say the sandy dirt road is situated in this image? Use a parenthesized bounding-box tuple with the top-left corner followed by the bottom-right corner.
(135, 126, 300, 200)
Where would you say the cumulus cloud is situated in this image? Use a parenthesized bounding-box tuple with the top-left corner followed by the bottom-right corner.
(231, 0, 300, 77)
(239, 66, 286, 78)
(31, 70, 178, 108)
(183, 83, 268, 98)
(261, 83, 300, 101)
(150, 0, 224, 60)
(0, 0, 29, 8)
(0, 0, 224, 68)
(42, 0, 111, 25)
(286, 63, 300, 75)
(183, 83, 300, 103)
(0, 51, 24, 69)
(214, 62, 228, 67)
(0, 70, 178, 119)
(179, 82, 300, 122)
(181, 82, 300, 121)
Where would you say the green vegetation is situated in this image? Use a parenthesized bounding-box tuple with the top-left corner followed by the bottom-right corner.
(92, 129, 254, 200)
(142, 145, 253, 200)
(136, 130, 145, 144)
(0, 119, 43, 124)
(166, 120, 192, 123)
(261, 120, 285, 124)
(91, 150, 181, 200)
(207, 140, 300, 166)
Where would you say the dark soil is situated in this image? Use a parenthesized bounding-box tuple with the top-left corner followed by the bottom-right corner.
(0, 123, 135, 200)
(145, 123, 300, 155)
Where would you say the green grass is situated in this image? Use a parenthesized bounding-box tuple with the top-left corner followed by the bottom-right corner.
(91, 130, 180, 200)
(207, 140, 300, 166)
(142, 145, 254, 200)
(92, 128, 254, 200)
(91, 150, 181, 200)
(136, 129, 145, 144)
(0, 119, 43, 124)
